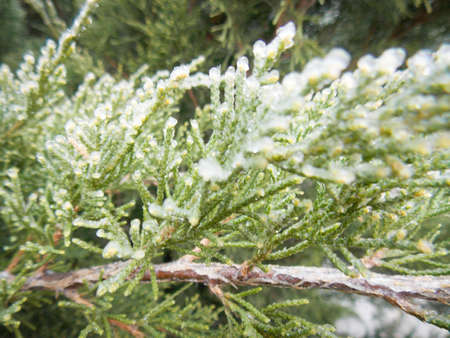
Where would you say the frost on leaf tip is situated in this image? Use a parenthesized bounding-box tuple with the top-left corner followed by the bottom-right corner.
(197, 157, 230, 182)
(276, 22, 296, 49)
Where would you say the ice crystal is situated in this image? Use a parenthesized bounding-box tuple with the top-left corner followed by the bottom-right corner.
(197, 157, 230, 182)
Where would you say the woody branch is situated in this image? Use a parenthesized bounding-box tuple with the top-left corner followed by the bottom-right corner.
(1, 260, 448, 323)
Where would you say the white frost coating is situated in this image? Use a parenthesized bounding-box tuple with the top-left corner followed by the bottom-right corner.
(301, 164, 331, 181)
(357, 54, 377, 75)
(209, 67, 221, 83)
(162, 198, 177, 213)
(290, 152, 304, 165)
(188, 210, 200, 226)
(435, 43, 450, 65)
(65, 120, 76, 133)
(24, 54, 35, 65)
(197, 157, 230, 182)
(96, 229, 105, 238)
(89, 151, 101, 163)
(253, 40, 267, 59)
(237, 56, 249, 73)
(103, 241, 120, 259)
(302, 58, 323, 82)
(92, 190, 104, 198)
(143, 78, 154, 92)
(166, 116, 177, 129)
(170, 65, 189, 81)
(329, 165, 355, 184)
(191, 119, 199, 130)
(232, 152, 245, 169)
(94, 107, 107, 121)
(407, 50, 434, 76)
(245, 76, 260, 95)
(224, 66, 235, 85)
(261, 70, 279, 84)
(324, 48, 351, 78)
(132, 249, 145, 260)
(130, 218, 140, 229)
(377, 48, 406, 74)
(55, 135, 66, 144)
(340, 72, 357, 91)
(266, 37, 281, 59)
(185, 176, 193, 187)
(148, 203, 166, 218)
(103, 241, 132, 259)
(282, 72, 305, 93)
(261, 116, 291, 132)
(277, 21, 296, 49)
(246, 137, 275, 154)
(142, 219, 158, 233)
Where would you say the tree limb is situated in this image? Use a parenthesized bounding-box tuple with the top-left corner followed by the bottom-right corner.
(1, 260, 449, 326)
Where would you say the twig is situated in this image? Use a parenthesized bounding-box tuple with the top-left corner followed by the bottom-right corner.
(6, 250, 25, 273)
(108, 319, 145, 338)
(187, 89, 199, 108)
(1, 260, 449, 327)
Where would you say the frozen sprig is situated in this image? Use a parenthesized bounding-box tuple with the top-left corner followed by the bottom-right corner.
(276, 21, 296, 49)
(1, 10, 449, 335)
(197, 157, 231, 182)
(358, 48, 406, 76)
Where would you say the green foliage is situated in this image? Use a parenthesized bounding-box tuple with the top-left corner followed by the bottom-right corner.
(0, 0, 449, 336)
(0, 0, 26, 68)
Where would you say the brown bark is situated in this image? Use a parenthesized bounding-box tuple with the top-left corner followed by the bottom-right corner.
(1, 260, 448, 325)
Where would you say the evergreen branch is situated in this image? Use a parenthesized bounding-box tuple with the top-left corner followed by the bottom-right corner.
(1, 260, 448, 327)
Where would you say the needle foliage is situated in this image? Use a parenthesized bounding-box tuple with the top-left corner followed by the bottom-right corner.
(0, 0, 449, 337)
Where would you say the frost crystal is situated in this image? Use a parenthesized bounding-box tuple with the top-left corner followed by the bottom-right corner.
(262, 116, 291, 132)
(357, 54, 377, 75)
(130, 218, 140, 229)
(277, 22, 296, 49)
(253, 40, 267, 60)
(377, 48, 406, 74)
(63, 202, 72, 211)
(148, 203, 166, 218)
(103, 241, 120, 259)
(232, 153, 245, 169)
(237, 56, 249, 73)
(170, 65, 189, 81)
(132, 249, 145, 260)
(188, 212, 200, 227)
(246, 137, 275, 154)
(329, 166, 355, 184)
(166, 117, 178, 128)
(435, 44, 450, 65)
(162, 198, 177, 213)
(224, 66, 235, 85)
(325, 48, 350, 72)
(198, 157, 230, 182)
(209, 67, 221, 83)
(407, 50, 433, 75)
(89, 151, 101, 163)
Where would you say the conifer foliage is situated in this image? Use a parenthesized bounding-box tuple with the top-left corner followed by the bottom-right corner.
(0, 0, 449, 336)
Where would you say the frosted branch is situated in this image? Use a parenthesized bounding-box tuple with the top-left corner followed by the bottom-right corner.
(1, 260, 448, 327)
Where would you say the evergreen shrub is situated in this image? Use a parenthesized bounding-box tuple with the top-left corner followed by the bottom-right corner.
(0, 0, 449, 336)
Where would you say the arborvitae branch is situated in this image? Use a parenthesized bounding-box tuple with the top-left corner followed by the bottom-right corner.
(1, 2, 449, 334)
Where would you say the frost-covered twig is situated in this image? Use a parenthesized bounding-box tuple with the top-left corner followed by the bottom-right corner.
(1, 260, 448, 326)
